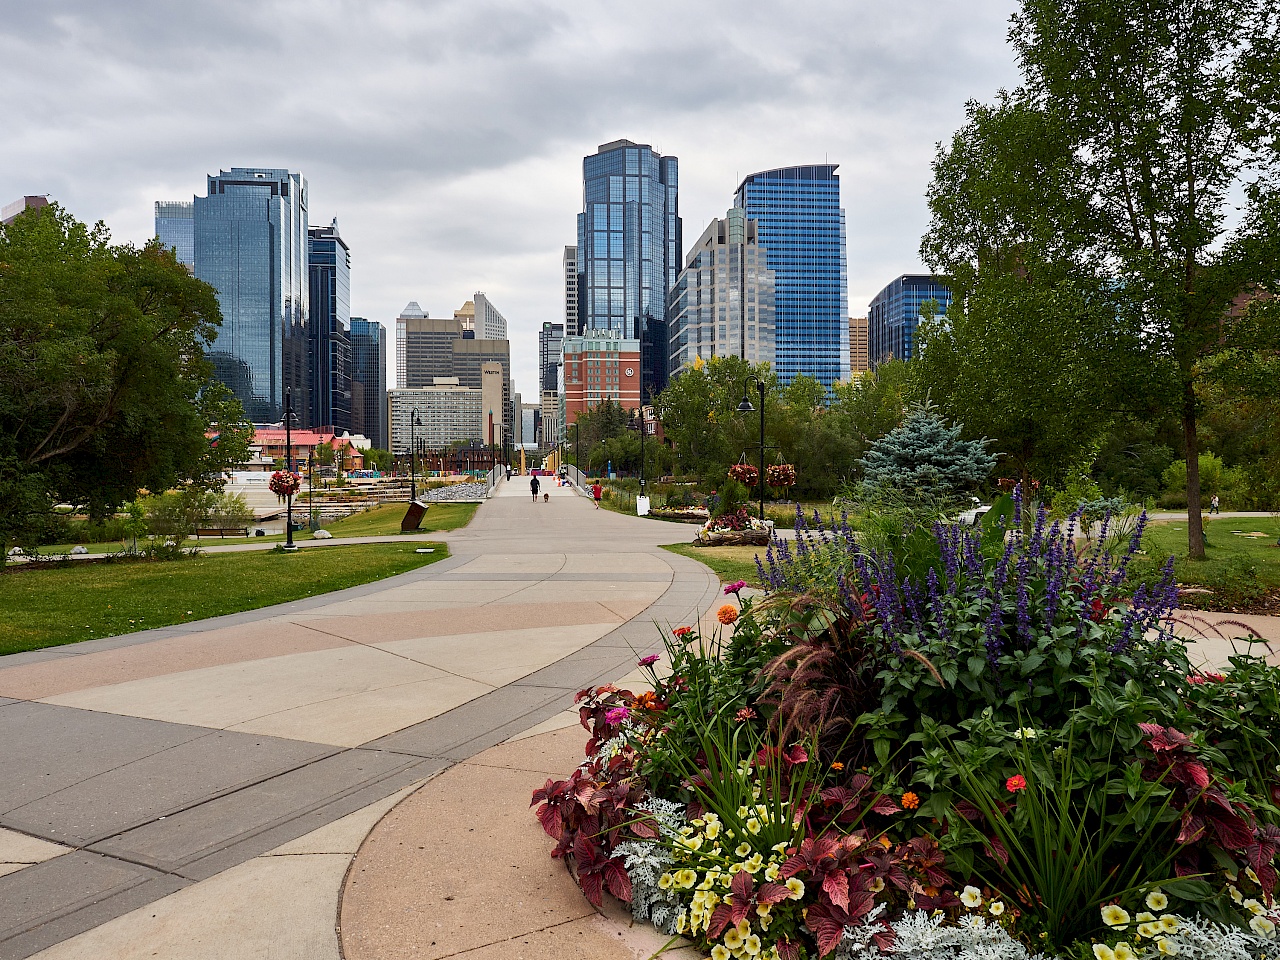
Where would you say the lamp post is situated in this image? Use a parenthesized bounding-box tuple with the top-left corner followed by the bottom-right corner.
(574, 421, 580, 478)
(410, 409, 421, 502)
(736, 375, 767, 521)
(284, 390, 298, 551)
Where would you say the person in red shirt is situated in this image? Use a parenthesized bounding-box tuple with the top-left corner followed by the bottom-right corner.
(591, 482, 602, 509)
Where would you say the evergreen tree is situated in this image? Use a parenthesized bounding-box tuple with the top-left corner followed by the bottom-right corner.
(858, 405, 996, 501)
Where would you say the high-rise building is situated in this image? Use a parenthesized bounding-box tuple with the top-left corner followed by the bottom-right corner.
(733, 165, 848, 389)
(867, 274, 953, 364)
(396, 303, 457, 389)
(350, 317, 388, 449)
(1, 195, 49, 226)
(668, 207, 776, 373)
(849, 316, 869, 376)
(576, 140, 681, 398)
(191, 168, 310, 424)
(539, 322, 564, 394)
(308, 219, 352, 432)
(388, 380, 484, 454)
(563, 245, 580, 336)
(154, 201, 195, 267)
(452, 338, 512, 437)
(560, 329, 640, 430)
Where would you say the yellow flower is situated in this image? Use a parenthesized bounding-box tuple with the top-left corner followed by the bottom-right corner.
(786, 877, 805, 900)
(1136, 913, 1156, 923)
(764, 864, 780, 882)
(744, 934, 762, 956)
(1230, 885, 1244, 904)
(1159, 916, 1179, 933)
(1250, 915, 1277, 939)
(744, 854, 764, 874)
(1093, 946, 1116, 960)
(756, 903, 772, 919)
(1156, 938, 1180, 956)
(989, 900, 1005, 916)
(705, 820, 721, 840)
(1247, 867, 1261, 885)
(675, 911, 688, 934)
(737, 919, 752, 938)
(869, 877, 885, 893)
(1146, 890, 1169, 911)
(1137, 922, 1159, 939)
(1101, 904, 1131, 929)
(736, 842, 752, 858)
(724, 928, 744, 950)
(658, 873, 674, 890)
(1114, 944, 1137, 960)
(1245, 898, 1266, 916)
(711, 947, 731, 960)
(960, 886, 983, 909)
(746, 817, 762, 835)
(675, 869, 697, 889)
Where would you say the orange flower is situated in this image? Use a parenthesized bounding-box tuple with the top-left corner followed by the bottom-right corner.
(901, 791, 921, 810)
(830, 762, 845, 771)
(717, 604, 739, 625)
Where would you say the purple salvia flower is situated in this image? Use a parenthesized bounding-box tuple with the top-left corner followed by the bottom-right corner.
(1012, 483, 1024, 526)
(1015, 553, 1032, 647)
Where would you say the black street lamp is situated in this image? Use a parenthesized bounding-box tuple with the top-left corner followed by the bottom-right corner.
(737, 375, 767, 521)
(410, 409, 421, 501)
(284, 390, 298, 551)
(574, 421, 580, 475)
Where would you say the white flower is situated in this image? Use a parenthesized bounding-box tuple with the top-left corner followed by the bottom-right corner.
(960, 885, 983, 909)
(785, 877, 804, 900)
(1101, 904, 1131, 929)
(1146, 890, 1169, 911)
(1093, 946, 1116, 960)
(1113, 944, 1137, 960)
(1244, 897, 1265, 916)
(1012, 727, 1037, 740)
(1250, 914, 1277, 938)
(1246, 867, 1261, 885)
(989, 900, 1005, 916)
(1156, 938, 1180, 956)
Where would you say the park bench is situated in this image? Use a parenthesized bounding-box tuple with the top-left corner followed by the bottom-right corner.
(193, 527, 250, 539)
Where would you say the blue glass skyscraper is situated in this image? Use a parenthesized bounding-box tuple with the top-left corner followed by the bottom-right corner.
(308, 219, 352, 432)
(867, 274, 953, 364)
(350, 318, 388, 450)
(733, 165, 848, 388)
(193, 168, 309, 424)
(154, 201, 195, 268)
(576, 140, 680, 397)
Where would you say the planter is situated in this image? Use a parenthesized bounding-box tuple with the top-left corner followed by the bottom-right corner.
(695, 528, 771, 546)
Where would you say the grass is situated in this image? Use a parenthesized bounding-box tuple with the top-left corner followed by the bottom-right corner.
(0, 542, 448, 656)
(1139, 516, 1280, 592)
(662, 542, 766, 586)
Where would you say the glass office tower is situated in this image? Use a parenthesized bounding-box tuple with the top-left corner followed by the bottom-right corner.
(867, 274, 953, 364)
(576, 140, 681, 398)
(350, 317, 388, 449)
(733, 165, 848, 389)
(308, 220, 353, 432)
(154, 201, 195, 268)
(193, 168, 309, 424)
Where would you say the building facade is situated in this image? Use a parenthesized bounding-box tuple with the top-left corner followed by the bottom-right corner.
(349, 317, 388, 449)
(560, 329, 641, 429)
(668, 207, 775, 373)
(388, 381, 484, 454)
(191, 168, 311, 424)
(849, 316, 869, 375)
(307, 219, 352, 432)
(867, 274, 953, 364)
(1, 195, 49, 226)
(576, 140, 681, 398)
(154, 201, 195, 267)
(733, 165, 848, 389)
(396, 303, 454, 388)
(562, 245, 580, 336)
(539, 321, 564, 394)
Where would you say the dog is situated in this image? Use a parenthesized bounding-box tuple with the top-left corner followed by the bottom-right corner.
(543, 493, 549, 502)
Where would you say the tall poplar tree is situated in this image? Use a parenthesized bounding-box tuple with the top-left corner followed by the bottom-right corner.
(924, 0, 1280, 558)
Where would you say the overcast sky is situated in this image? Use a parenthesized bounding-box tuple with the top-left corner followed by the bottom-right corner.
(0, 0, 1022, 400)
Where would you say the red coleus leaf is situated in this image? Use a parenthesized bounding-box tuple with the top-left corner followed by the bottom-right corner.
(577, 868, 604, 907)
(629, 816, 658, 839)
(1210, 810, 1256, 851)
(953, 800, 984, 821)
(776, 938, 801, 960)
(1177, 812, 1207, 844)
(822, 870, 850, 912)
(915, 888, 961, 911)
(534, 802, 563, 840)
(985, 834, 1009, 869)
(707, 903, 736, 940)
(603, 859, 632, 901)
(870, 794, 902, 815)
(1139, 722, 1192, 752)
(806, 901, 850, 958)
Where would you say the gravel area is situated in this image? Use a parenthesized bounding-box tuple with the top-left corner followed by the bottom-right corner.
(421, 482, 490, 502)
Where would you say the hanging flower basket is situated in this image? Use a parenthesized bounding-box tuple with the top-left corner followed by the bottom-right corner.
(766, 463, 796, 488)
(728, 461, 758, 486)
(269, 470, 302, 498)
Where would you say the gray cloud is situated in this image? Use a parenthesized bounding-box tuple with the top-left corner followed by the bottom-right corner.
(0, 0, 1022, 401)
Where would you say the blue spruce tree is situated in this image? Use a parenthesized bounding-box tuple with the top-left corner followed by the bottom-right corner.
(858, 404, 996, 502)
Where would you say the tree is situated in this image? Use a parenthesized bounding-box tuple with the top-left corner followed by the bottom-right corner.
(858, 405, 996, 502)
(0, 204, 239, 553)
(924, 0, 1280, 557)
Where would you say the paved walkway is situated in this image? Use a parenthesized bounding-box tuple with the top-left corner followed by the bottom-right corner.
(0, 478, 720, 959)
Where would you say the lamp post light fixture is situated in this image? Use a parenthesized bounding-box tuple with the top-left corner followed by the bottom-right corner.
(410, 409, 421, 502)
(284, 390, 298, 551)
(736, 375, 767, 521)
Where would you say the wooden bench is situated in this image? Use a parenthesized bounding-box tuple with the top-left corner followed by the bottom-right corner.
(193, 527, 250, 539)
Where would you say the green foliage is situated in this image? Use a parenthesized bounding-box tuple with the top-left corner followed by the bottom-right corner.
(0, 203, 245, 554)
(362, 447, 393, 472)
(856, 404, 995, 503)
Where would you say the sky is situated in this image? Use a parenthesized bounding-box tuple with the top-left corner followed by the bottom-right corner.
(0, 0, 1023, 402)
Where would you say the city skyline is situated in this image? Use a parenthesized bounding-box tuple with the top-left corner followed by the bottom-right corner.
(0, 1, 1022, 399)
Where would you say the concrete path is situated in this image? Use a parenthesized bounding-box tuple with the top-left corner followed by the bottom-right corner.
(0, 477, 720, 959)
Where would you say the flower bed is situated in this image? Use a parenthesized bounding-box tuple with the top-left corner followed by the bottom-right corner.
(533, 492, 1280, 959)
(698, 508, 773, 546)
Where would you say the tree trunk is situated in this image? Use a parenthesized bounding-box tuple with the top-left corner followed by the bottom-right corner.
(1183, 380, 1205, 559)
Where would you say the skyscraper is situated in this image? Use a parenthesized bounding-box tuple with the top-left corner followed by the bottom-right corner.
(154, 201, 195, 268)
(396, 303, 455, 389)
(563, 245, 579, 336)
(867, 274, 953, 364)
(849, 316, 870, 376)
(349, 317, 388, 449)
(733, 165, 848, 389)
(308, 219, 352, 432)
(576, 140, 681, 398)
(191, 168, 310, 424)
(539, 322, 564, 394)
(668, 207, 775, 373)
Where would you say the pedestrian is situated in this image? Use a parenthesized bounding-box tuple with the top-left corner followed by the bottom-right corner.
(530, 474, 540, 502)
(592, 481, 602, 509)
(1210, 494, 1220, 515)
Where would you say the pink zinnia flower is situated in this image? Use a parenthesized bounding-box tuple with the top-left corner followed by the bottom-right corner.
(638, 654, 660, 667)
(724, 580, 747, 595)
(1006, 775, 1028, 793)
(604, 706, 630, 725)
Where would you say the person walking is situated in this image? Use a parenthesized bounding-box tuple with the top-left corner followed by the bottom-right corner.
(1210, 494, 1220, 515)
(530, 474, 540, 502)
(591, 481, 602, 509)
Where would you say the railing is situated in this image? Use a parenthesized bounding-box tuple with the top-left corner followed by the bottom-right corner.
(485, 465, 504, 497)
(565, 464, 587, 493)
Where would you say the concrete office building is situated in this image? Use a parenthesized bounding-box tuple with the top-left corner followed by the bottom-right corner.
(668, 206, 775, 373)
(563, 245, 580, 336)
(849, 316, 870, 376)
(388, 380, 484, 454)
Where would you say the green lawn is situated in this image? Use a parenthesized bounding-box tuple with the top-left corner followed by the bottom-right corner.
(0, 542, 448, 656)
(662, 542, 766, 586)
(322, 502, 477, 537)
(1138, 516, 1280, 597)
